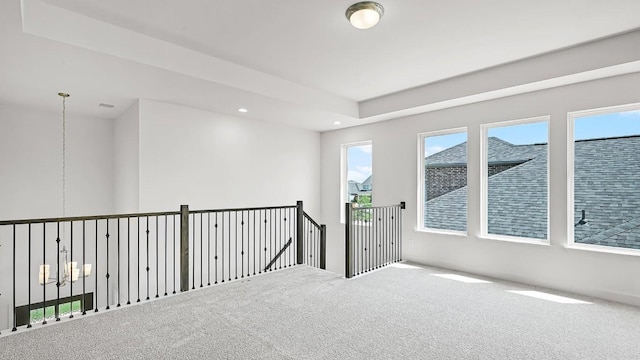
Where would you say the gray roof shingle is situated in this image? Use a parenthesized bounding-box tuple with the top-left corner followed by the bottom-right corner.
(425, 136, 640, 248)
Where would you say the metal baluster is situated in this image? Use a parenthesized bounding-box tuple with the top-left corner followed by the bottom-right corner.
(278, 209, 282, 269)
(229, 211, 232, 281)
(137, 217, 141, 302)
(69, 221, 74, 318)
(222, 212, 225, 283)
(83, 221, 87, 314)
(12, 225, 17, 331)
(269, 209, 273, 272)
(117, 219, 121, 307)
(192, 214, 195, 290)
(106, 220, 110, 310)
(156, 216, 160, 297)
(95, 219, 99, 312)
(56, 222, 60, 321)
(146, 216, 150, 300)
(241, 211, 245, 278)
(173, 215, 176, 294)
(214, 213, 218, 284)
(235, 211, 238, 280)
(127, 218, 131, 305)
(253, 210, 256, 275)
(259, 210, 263, 274)
(207, 213, 211, 286)
(200, 213, 203, 287)
(27, 224, 32, 328)
(165, 215, 168, 295)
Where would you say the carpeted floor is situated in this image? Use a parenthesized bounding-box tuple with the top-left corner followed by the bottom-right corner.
(1, 263, 640, 359)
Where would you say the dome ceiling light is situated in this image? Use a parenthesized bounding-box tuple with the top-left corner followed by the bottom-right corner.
(346, 2, 384, 30)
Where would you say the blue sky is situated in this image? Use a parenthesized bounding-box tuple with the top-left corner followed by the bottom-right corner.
(347, 144, 372, 183)
(424, 110, 640, 157)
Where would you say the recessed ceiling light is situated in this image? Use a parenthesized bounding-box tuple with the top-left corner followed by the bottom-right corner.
(238, 108, 248, 113)
(334, 121, 342, 125)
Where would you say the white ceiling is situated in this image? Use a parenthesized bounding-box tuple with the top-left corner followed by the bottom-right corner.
(2, 0, 640, 131)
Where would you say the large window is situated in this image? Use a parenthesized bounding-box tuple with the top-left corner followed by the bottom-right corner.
(570, 104, 640, 250)
(342, 141, 372, 221)
(419, 129, 467, 233)
(482, 118, 549, 241)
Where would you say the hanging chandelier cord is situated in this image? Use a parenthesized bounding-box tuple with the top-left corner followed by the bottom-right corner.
(62, 95, 66, 220)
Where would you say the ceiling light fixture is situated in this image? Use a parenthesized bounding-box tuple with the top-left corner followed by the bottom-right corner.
(238, 108, 248, 113)
(334, 121, 342, 125)
(346, 2, 384, 30)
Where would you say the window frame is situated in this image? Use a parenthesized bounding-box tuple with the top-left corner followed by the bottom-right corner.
(417, 127, 468, 235)
(340, 140, 372, 224)
(567, 102, 640, 254)
(480, 115, 551, 243)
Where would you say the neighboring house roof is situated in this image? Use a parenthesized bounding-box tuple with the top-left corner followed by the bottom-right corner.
(362, 175, 372, 187)
(349, 180, 371, 197)
(424, 136, 640, 249)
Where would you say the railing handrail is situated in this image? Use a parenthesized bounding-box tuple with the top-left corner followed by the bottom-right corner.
(350, 202, 405, 211)
(264, 238, 293, 271)
(0, 210, 181, 226)
(189, 204, 296, 214)
(303, 212, 321, 229)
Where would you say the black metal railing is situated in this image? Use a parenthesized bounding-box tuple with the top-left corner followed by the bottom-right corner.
(0, 201, 325, 334)
(345, 202, 405, 278)
(303, 212, 326, 270)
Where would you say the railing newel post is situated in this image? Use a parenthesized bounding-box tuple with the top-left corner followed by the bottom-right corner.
(180, 205, 189, 292)
(296, 201, 304, 265)
(345, 203, 353, 278)
(320, 224, 327, 270)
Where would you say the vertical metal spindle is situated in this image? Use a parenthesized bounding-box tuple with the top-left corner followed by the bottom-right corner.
(235, 211, 239, 280)
(42, 224, 47, 325)
(207, 213, 211, 285)
(126, 218, 130, 305)
(27, 224, 32, 328)
(399, 202, 405, 261)
(253, 210, 256, 275)
(283, 212, 288, 268)
(164, 215, 169, 296)
(69, 222, 74, 318)
(146, 216, 150, 299)
(200, 213, 203, 287)
(12, 225, 17, 331)
(82, 221, 87, 314)
(173, 214, 176, 294)
(106, 220, 110, 310)
(269, 209, 274, 271)
(228, 211, 232, 281)
(345, 203, 353, 278)
(156, 216, 159, 297)
(241, 211, 245, 278)
(95, 219, 99, 313)
(117, 219, 121, 307)
(56, 222, 60, 321)
(179, 205, 189, 293)
(259, 210, 263, 274)
(296, 201, 303, 265)
(192, 214, 195, 290)
(320, 224, 326, 270)
(214, 213, 218, 284)
(222, 212, 225, 283)
(278, 209, 283, 269)
(137, 217, 141, 302)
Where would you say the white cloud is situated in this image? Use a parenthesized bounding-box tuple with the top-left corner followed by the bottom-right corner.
(359, 144, 372, 153)
(620, 110, 640, 117)
(348, 170, 369, 183)
(425, 145, 445, 157)
(356, 166, 372, 175)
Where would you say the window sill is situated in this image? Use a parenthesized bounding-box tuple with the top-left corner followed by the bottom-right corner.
(564, 243, 640, 257)
(416, 228, 467, 237)
(478, 234, 550, 246)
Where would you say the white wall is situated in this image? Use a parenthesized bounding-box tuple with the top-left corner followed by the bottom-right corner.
(137, 100, 321, 217)
(321, 72, 640, 306)
(0, 102, 114, 330)
(114, 101, 140, 213)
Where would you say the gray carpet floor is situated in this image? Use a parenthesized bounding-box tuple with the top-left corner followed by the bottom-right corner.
(1, 263, 640, 359)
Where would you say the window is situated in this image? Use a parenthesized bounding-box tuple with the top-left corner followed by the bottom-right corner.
(419, 129, 467, 232)
(15, 293, 93, 326)
(481, 118, 549, 241)
(341, 141, 372, 221)
(569, 104, 640, 250)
